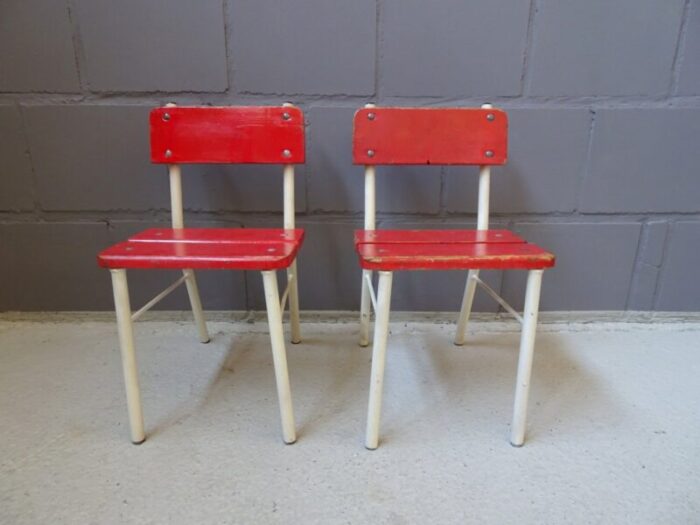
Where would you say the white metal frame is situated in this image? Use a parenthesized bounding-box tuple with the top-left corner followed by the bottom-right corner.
(109, 103, 301, 444)
(359, 103, 546, 448)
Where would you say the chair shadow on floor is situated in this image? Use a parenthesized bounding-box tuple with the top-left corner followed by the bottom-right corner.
(141, 324, 622, 446)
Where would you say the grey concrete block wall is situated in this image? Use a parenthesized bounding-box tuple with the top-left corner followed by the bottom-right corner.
(1, 0, 699, 312)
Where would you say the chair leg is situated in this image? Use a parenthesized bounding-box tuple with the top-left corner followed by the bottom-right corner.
(359, 269, 373, 347)
(110, 269, 146, 444)
(262, 270, 297, 444)
(510, 269, 544, 447)
(455, 269, 479, 345)
(182, 269, 210, 343)
(365, 271, 393, 450)
(286, 260, 301, 344)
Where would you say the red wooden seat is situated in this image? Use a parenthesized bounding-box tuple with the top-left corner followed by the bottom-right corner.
(354, 229, 554, 271)
(99, 228, 304, 270)
(353, 104, 555, 449)
(98, 105, 305, 446)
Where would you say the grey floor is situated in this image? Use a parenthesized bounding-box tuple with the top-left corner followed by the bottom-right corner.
(1, 315, 699, 524)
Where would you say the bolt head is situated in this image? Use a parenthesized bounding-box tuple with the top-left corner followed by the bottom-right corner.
(282, 112, 291, 121)
(367, 112, 376, 120)
(162, 112, 171, 121)
(282, 149, 292, 158)
(165, 149, 173, 158)
(486, 113, 495, 121)
(367, 149, 375, 158)
(485, 150, 494, 158)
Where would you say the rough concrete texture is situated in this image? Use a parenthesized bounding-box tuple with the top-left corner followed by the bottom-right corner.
(1, 0, 700, 312)
(1, 317, 699, 524)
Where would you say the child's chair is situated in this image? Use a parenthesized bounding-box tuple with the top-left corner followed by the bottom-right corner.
(98, 104, 304, 445)
(353, 104, 555, 449)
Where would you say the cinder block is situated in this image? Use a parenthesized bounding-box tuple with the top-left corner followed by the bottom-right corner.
(501, 222, 642, 310)
(181, 164, 306, 213)
(23, 105, 169, 211)
(656, 221, 700, 311)
(529, 0, 684, 96)
(376, 219, 504, 312)
(307, 107, 440, 213)
(639, 221, 669, 268)
(580, 109, 700, 213)
(0, 105, 34, 210)
(380, 0, 529, 96)
(0, 0, 80, 92)
(627, 221, 669, 310)
(0, 222, 114, 310)
(108, 221, 247, 310)
(445, 109, 590, 214)
(678, 1, 700, 95)
(244, 219, 362, 311)
(73, 0, 227, 92)
(230, 0, 375, 95)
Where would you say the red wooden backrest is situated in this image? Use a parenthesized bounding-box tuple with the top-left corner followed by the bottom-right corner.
(150, 106, 305, 164)
(353, 107, 507, 165)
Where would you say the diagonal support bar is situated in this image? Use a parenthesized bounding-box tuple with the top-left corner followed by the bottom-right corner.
(131, 274, 188, 322)
(472, 274, 524, 324)
(364, 272, 378, 312)
(280, 272, 295, 312)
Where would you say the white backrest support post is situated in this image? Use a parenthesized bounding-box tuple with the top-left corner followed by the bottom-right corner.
(476, 103, 492, 231)
(169, 165, 184, 229)
(283, 164, 295, 229)
(282, 102, 296, 229)
(165, 102, 184, 229)
(364, 103, 377, 231)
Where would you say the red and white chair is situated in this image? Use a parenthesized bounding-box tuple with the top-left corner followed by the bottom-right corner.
(98, 104, 304, 445)
(353, 104, 556, 449)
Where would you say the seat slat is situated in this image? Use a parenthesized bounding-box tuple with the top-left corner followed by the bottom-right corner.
(354, 229, 524, 245)
(98, 229, 303, 270)
(356, 241, 555, 271)
(131, 228, 304, 244)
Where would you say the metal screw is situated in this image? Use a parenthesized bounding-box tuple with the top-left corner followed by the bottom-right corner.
(282, 149, 292, 158)
(282, 112, 291, 121)
(486, 113, 495, 121)
(367, 112, 375, 120)
(367, 149, 375, 157)
(165, 149, 172, 158)
(162, 112, 171, 121)
(485, 150, 494, 158)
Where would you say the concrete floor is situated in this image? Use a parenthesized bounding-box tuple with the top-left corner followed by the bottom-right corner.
(1, 314, 699, 524)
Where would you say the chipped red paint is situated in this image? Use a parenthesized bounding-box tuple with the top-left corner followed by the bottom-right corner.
(355, 232, 554, 271)
(150, 106, 305, 164)
(354, 229, 524, 245)
(353, 107, 507, 165)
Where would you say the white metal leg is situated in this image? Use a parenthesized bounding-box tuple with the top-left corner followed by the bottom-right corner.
(510, 270, 544, 447)
(110, 269, 146, 444)
(287, 261, 301, 344)
(262, 271, 296, 444)
(182, 269, 210, 343)
(455, 269, 479, 345)
(359, 269, 373, 347)
(365, 271, 393, 450)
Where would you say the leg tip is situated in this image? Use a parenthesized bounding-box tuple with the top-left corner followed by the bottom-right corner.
(365, 444, 378, 451)
(200, 338, 211, 344)
(510, 440, 524, 448)
(359, 341, 369, 348)
(453, 341, 464, 347)
(132, 437, 146, 445)
(284, 438, 297, 445)
(291, 339, 301, 345)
